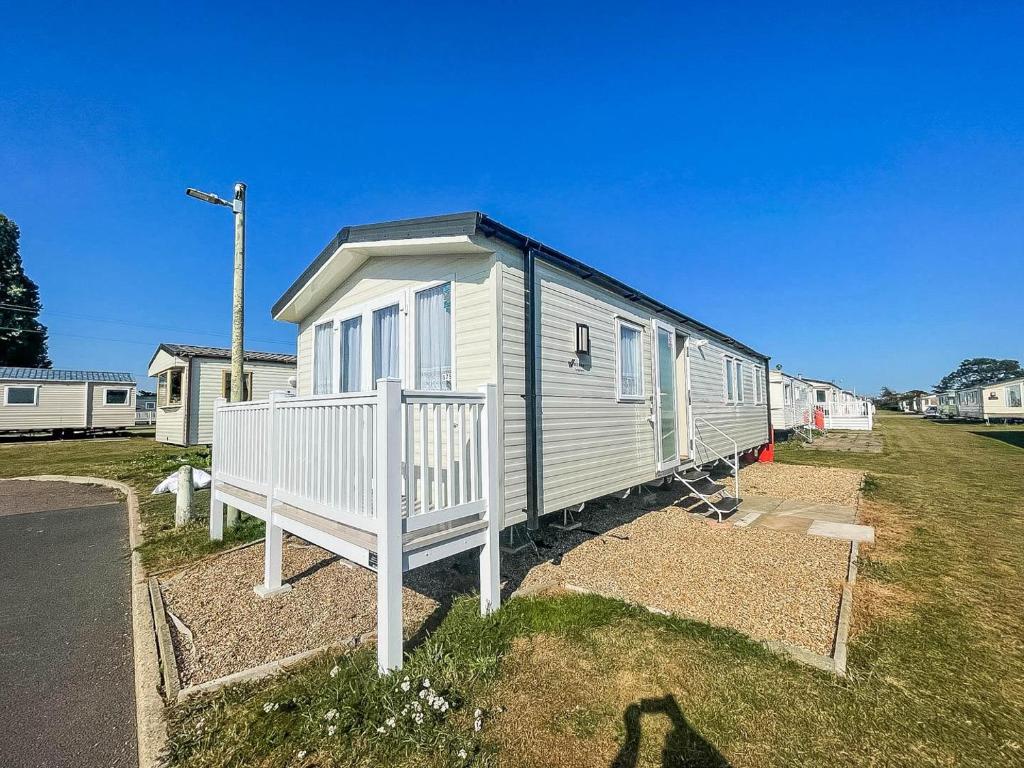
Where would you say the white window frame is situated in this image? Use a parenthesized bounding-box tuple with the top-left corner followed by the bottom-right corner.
(753, 366, 764, 405)
(410, 278, 457, 392)
(651, 319, 681, 471)
(4, 385, 39, 406)
(102, 387, 131, 407)
(614, 316, 645, 402)
(784, 382, 792, 405)
(724, 356, 745, 404)
(734, 360, 745, 403)
(311, 319, 337, 395)
(1005, 383, 1022, 408)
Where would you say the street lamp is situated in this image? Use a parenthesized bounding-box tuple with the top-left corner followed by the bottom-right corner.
(186, 181, 247, 528)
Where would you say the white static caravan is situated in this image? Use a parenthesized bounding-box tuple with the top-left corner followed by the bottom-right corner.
(769, 370, 813, 433)
(0, 367, 136, 436)
(210, 212, 771, 672)
(914, 394, 939, 413)
(148, 344, 297, 446)
(956, 386, 984, 420)
(803, 378, 873, 430)
(979, 376, 1024, 422)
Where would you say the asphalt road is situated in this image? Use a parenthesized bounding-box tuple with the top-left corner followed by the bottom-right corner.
(0, 481, 135, 768)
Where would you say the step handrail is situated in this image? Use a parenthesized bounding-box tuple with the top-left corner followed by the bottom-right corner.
(692, 416, 740, 498)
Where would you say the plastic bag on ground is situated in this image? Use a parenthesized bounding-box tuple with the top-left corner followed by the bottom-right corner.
(151, 467, 212, 495)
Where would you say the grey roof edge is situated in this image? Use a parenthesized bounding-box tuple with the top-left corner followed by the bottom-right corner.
(0, 367, 135, 383)
(271, 211, 769, 361)
(150, 343, 297, 370)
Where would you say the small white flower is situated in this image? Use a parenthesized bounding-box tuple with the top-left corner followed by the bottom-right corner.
(474, 708, 483, 718)
(419, 689, 428, 699)
(329, 665, 340, 678)
(297, 751, 307, 759)
(385, 717, 396, 728)
(441, 702, 449, 712)
(324, 709, 338, 721)
(400, 679, 411, 692)
(327, 725, 337, 736)
(422, 678, 431, 689)
(413, 712, 424, 725)
(474, 718, 483, 732)
(376, 726, 386, 733)
(458, 749, 468, 760)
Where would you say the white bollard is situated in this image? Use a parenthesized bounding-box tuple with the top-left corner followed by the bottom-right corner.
(175, 465, 194, 527)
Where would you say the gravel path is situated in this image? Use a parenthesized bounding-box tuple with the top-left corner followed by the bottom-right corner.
(162, 541, 443, 686)
(513, 500, 850, 655)
(739, 463, 864, 507)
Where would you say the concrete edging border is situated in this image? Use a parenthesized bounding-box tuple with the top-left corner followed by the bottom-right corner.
(15, 475, 167, 768)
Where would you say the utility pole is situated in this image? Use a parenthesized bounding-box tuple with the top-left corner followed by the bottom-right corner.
(186, 181, 247, 528)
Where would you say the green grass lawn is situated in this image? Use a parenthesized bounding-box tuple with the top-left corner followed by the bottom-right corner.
(5, 416, 1022, 766)
(0, 436, 263, 570)
(158, 414, 1024, 767)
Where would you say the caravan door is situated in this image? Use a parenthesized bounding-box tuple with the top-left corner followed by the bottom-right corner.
(653, 321, 681, 472)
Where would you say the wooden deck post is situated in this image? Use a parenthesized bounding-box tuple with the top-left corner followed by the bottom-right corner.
(256, 390, 291, 598)
(375, 378, 404, 673)
(479, 384, 501, 615)
(209, 397, 225, 541)
(175, 465, 194, 527)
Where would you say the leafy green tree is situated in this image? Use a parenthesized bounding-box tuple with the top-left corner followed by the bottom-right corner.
(935, 358, 1023, 392)
(0, 214, 51, 368)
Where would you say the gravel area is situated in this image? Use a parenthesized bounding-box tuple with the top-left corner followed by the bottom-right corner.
(161, 540, 444, 686)
(513, 495, 850, 655)
(739, 462, 864, 507)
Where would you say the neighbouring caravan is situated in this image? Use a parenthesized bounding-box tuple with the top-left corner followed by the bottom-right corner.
(980, 376, 1024, 422)
(938, 391, 959, 418)
(147, 344, 297, 445)
(957, 386, 984, 420)
(769, 370, 813, 434)
(914, 394, 939, 413)
(0, 367, 136, 436)
(269, 212, 771, 529)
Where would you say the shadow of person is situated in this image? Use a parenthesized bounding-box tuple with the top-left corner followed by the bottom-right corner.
(612, 695, 730, 768)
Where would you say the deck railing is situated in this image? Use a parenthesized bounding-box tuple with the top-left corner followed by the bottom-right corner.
(210, 379, 500, 672)
(816, 399, 873, 430)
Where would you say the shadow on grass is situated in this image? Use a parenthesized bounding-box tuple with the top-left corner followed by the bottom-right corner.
(612, 695, 730, 768)
(971, 430, 1024, 449)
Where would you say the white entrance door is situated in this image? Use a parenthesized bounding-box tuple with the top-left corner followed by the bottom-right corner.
(653, 321, 681, 472)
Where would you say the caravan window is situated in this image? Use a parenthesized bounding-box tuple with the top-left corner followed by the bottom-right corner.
(784, 382, 792, 404)
(734, 361, 745, 403)
(313, 321, 335, 395)
(339, 316, 363, 392)
(104, 388, 130, 405)
(754, 367, 764, 404)
(221, 371, 253, 401)
(415, 282, 452, 390)
(159, 368, 183, 406)
(4, 386, 38, 406)
(372, 304, 401, 388)
(615, 318, 644, 401)
(1006, 384, 1022, 408)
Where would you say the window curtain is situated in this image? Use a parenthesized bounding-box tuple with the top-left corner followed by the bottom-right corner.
(372, 304, 400, 386)
(619, 324, 641, 397)
(735, 361, 744, 402)
(313, 322, 334, 394)
(340, 317, 362, 392)
(725, 360, 735, 401)
(416, 283, 452, 390)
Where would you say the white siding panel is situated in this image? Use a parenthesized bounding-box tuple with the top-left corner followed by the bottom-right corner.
(0, 381, 88, 430)
(191, 358, 297, 444)
(89, 383, 136, 428)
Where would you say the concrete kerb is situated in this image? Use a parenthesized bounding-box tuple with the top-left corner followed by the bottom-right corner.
(15, 475, 167, 768)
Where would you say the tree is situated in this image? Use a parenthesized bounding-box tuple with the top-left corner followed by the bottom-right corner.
(934, 358, 1023, 392)
(0, 214, 50, 368)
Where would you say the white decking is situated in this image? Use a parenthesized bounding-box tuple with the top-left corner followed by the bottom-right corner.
(818, 400, 874, 431)
(209, 379, 501, 672)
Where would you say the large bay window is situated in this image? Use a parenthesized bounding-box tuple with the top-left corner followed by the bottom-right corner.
(159, 368, 183, 406)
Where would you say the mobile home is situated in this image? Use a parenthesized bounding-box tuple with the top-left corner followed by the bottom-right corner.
(914, 394, 939, 413)
(147, 344, 296, 445)
(209, 212, 772, 671)
(979, 376, 1024, 422)
(769, 370, 813, 434)
(0, 367, 136, 436)
(956, 386, 984, 420)
(937, 391, 959, 418)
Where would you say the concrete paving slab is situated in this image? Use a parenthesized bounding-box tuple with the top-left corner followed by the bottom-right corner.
(808, 520, 875, 543)
(753, 515, 812, 535)
(774, 500, 857, 524)
(738, 496, 785, 513)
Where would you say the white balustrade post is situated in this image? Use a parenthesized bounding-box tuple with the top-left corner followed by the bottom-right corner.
(375, 378, 404, 673)
(209, 397, 226, 541)
(479, 384, 501, 615)
(256, 390, 291, 598)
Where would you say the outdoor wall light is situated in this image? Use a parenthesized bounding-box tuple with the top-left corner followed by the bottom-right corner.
(575, 323, 590, 355)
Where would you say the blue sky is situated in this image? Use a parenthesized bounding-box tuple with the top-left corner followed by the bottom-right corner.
(2, 2, 1022, 394)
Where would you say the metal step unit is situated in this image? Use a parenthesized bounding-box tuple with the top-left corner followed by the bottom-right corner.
(673, 467, 743, 522)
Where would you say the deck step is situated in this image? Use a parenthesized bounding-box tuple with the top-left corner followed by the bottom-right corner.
(690, 479, 726, 497)
(678, 469, 709, 483)
(711, 497, 742, 514)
